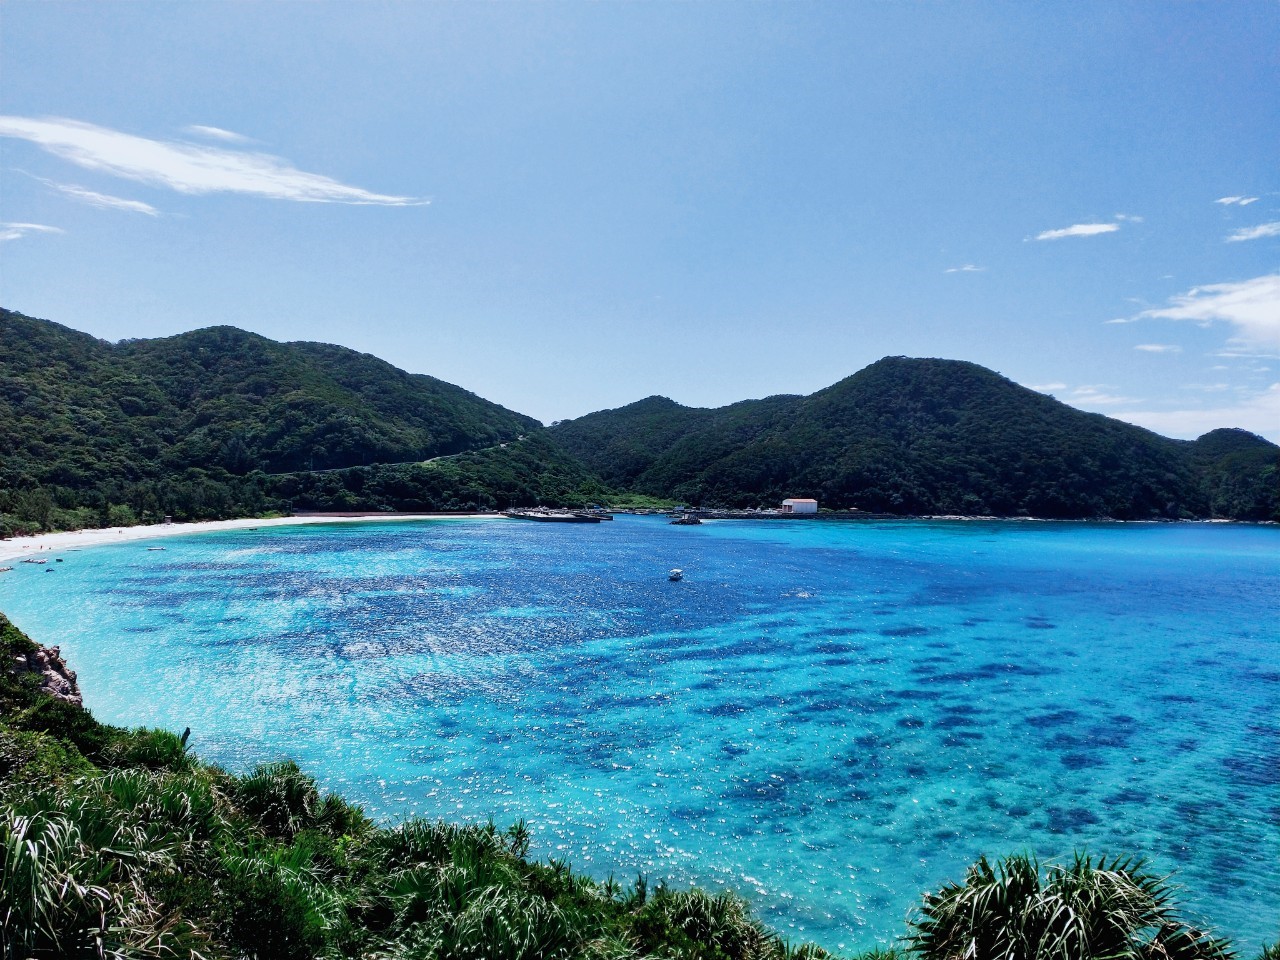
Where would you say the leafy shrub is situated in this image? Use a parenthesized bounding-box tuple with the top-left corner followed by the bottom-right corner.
(232, 761, 322, 841)
(99, 726, 193, 772)
(907, 853, 1234, 960)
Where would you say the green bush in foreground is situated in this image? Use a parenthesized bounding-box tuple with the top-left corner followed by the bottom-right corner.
(907, 852, 1234, 960)
(1, 613, 1266, 959)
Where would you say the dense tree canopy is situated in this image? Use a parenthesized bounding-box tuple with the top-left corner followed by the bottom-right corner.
(552, 358, 1279, 520)
(2, 311, 1276, 529)
(0, 310, 544, 532)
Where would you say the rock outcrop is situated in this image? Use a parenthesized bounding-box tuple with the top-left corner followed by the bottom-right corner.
(9, 643, 83, 706)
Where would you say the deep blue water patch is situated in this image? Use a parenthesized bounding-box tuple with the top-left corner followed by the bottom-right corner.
(0, 516, 1277, 953)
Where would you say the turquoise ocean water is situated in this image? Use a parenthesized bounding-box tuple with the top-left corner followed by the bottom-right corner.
(0, 516, 1276, 952)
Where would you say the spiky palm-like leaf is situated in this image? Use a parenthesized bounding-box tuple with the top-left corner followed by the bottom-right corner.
(232, 761, 321, 841)
(907, 853, 1234, 960)
(0, 810, 114, 957)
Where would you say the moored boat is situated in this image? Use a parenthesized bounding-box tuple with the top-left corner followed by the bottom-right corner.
(504, 509, 602, 523)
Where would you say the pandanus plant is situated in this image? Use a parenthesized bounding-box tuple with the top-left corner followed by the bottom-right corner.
(907, 853, 1233, 960)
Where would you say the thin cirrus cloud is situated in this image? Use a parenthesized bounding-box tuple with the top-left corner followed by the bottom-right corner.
(1031, 222, 1121, 241)
(1215, 196, 1259, 206)
(0, 222, 64, 242)
(1138, 273, 1280, 354)
(0, 115, 424, 206)
(1226, 222, 1280, 243)
(1115, 383, 1280, 443)
(944, 264, 985, 273)
(42, 179, 159, 216)
(1070, 385, 1140, 406)
(1134, 343, 1182, 354)
(185, 124, 252, 144)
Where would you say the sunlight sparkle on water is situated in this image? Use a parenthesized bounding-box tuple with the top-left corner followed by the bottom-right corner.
(1, 516, 1276, 952)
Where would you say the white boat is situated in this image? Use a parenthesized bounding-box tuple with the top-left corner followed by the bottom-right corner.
(668, 568, 684, 581)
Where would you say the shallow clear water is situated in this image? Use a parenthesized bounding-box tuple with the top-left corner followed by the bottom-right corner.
(1, 516, 1276, 952)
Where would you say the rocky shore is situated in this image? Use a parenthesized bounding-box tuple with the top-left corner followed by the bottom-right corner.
(7, 640, 82, 706)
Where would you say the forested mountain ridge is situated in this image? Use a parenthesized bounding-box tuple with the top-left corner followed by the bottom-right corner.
(553, 357, 1280, 520)
(3, 310, 1276, 527)
(1, 310, 538, 477)
(0, 309, 552, 529)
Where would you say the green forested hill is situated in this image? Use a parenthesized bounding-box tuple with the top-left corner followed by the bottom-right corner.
(1, 311, 538, 477)
(4, 310, 1276, 528)
(553, 358, 1280, 520)
(0, 309, 547, 529)
(273, 432, 614, 513)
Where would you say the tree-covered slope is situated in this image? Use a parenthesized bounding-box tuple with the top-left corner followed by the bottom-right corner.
(0, 310, 538, 480)
(551, 394, 798, 490)
(5, 309, 1276, 526)
(274, 432, 614, 513)
(553, 357, 1280, 520)
(0, 309, 542, 528)
(1189, 428, 1280, 521)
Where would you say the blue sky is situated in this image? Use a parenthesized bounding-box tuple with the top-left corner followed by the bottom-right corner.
(2, 3, 1278, 439)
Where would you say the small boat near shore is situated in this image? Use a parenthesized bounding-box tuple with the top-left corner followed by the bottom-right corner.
(670, 514, 702, 525)
(504, 509, 602, 523)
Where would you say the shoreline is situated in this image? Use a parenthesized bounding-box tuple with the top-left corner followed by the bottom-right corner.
(0, 513, 498, 565)
(2, 510, 1271, 565)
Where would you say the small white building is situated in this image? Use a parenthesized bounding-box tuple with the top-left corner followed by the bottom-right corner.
(781, 498, 818, 514)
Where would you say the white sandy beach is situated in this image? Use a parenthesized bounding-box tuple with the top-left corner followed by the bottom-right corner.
(0, 514, 498, 566)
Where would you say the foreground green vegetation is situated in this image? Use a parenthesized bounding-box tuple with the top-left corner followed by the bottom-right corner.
(3, 613, 1271, 959)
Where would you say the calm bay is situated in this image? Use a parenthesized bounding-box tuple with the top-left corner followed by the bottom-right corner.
(1, 516, 1275, 952)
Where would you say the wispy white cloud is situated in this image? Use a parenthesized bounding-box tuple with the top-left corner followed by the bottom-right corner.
(1113, 383, 1280, 442)
(1031, 222, 1120, 241)
(185, 124, 251, 144)
(1134, 343, 1182, 354)
(1071, 385, 1141, 406)
(1114, 213, 1144, 222)
(944, 264, 985, 273)
(0, 115, 424, 206)
(1226, 221, 1280, 243)
(0, 222, 64, 242)
(1028, 382, 1067, 392)
(45, 180, 159, 216)
(1215, 196, 1259, 206)
(1137, 273, 1280, 354)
